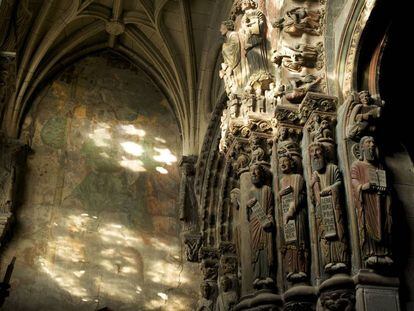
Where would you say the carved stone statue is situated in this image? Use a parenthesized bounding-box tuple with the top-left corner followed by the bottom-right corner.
(240, 0, 270, 86)
(216, 276, 238, 311)
(246, 164, 275, 289)
(265, 82, 277, 113)
(230, 188, 241, 258)
(346, 91, 383, 140)
(281, 74, 322, 104)
(278, 152, 309, 283)
(232, 141, 250, 173)
(272, 43, 321, 73)
(351, 136, 393, 268)
(274, 7, 321, 37)
(309, 143, 348, 274)
(255, 88, 265, 113)
(250, 136, 265, 164)
(220, 20, 242, 93)
(228, 93, 240, 118)
(197, 282, 214, 311)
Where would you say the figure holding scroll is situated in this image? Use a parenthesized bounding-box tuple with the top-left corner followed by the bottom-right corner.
(351, 136, 393, 268)
(246, 164, 275, 289)
(278, 153, 309, 283)
(309, 142, 348, 274)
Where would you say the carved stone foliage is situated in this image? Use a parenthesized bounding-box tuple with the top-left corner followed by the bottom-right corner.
(184, 234, 202, 262)
(299, 92, 337, 124)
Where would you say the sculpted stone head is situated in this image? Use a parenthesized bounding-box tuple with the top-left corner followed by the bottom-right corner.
(358, 91, 371, 106)
(279, 153, 294, 174)
(241, 0, 257, 11)
(309, 142, 326, 172)
(220, 20, 235, 36)
(250, 163, 265, 186)
(359, 136, 378, 163)
(320, 119, 330, 130)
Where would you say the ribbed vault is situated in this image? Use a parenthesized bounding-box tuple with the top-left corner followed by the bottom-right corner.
(0, 0, 232, 154)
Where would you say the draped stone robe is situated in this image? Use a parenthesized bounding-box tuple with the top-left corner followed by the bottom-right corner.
(351, 160, 392, 260)
(280, 174, 308, 277)
(247, 184, 275, 282)
(312, 163, 348, 267)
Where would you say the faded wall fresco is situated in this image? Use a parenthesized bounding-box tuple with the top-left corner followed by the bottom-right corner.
(0, 52, 200, 310)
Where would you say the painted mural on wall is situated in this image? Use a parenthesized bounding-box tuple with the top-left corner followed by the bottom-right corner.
(1, 52, 199, 310)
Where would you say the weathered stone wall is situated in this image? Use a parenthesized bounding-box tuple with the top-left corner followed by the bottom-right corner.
(0, 52, 200, 310)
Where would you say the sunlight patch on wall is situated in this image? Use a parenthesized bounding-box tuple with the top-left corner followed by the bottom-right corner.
(89, 124, 111, 147)
(153, 147, 177, 165)
(156, 167, 169, 174)
(120, 142, 144, 156)
(119, 125, 146, 137)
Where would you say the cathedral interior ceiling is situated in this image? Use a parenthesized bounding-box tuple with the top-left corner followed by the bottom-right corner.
(0, 0, 233, 154)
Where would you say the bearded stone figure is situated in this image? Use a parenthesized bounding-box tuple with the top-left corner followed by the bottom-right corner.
(309, 143, 348, 274)
(351, 136, 393, 268)
(240, 0, 270, 85)
(278, 153, 309, 283)
(220, 20, 242, 92)
(246, 164, 275, 289)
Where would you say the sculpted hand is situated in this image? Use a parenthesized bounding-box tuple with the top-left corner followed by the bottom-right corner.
(280, 186, 293, 196)
(284, 213, 294, 225)
(320, 187, 332, 196)
(361, 182, 371, 191)
(247, 198, 257, 208)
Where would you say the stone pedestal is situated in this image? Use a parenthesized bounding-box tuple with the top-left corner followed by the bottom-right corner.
(317, 274, 355, 311)
(354, 270, 400, 311)
(283, 285, 317, 311)
(234, 289, 283, 311)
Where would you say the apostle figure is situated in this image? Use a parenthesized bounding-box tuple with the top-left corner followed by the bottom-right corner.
(215, 276, 238, 311)
(240, 0, 270, 85)
(220, 20, 242, 92)
(309, 142, 348, 274)
(246, 164, 275, 289)
(278, 152, 309, 283)
(346, 91, 382, 140)
(351, 136, 393, 268)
